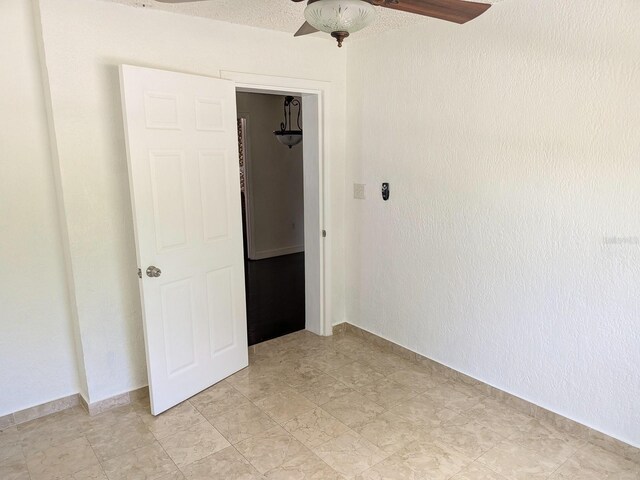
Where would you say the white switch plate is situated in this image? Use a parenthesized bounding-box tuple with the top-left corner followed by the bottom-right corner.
(353, 183, 365, 200)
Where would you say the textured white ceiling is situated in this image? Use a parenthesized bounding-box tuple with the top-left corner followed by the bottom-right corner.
(103, 0, 502, 39)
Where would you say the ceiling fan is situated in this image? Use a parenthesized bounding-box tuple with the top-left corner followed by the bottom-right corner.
(155, 0, 494, 48)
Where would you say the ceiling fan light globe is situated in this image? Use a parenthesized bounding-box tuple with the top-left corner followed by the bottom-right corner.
(304, 0, 376, 35)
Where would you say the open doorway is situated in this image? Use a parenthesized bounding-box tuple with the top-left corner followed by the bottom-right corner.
(223, 69, 330, 341)
(236, 93, 305, 345)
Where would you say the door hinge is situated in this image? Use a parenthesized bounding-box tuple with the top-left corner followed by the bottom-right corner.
(322, 230, 327, 238)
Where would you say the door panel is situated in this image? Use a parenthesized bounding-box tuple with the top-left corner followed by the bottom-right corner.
(120, 65, 248, 414)
(161, 278, 196, 376)
(144, 92, 180, 129)
(150, 151, 189, 251)
(199, 151, 230, 241)
(195, 98, 225, 131)
(206, 267, 235, 354)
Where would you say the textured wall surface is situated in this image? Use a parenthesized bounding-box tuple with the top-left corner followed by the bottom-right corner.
(236, 93, 305, 259)
(345, 0, 640, 446)
(36, 0, 346, 404)
(0, 0, 79, 415)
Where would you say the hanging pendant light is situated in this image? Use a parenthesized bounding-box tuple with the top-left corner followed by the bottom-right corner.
(304, 0, 377, 47)
(274, 96, 303, 149)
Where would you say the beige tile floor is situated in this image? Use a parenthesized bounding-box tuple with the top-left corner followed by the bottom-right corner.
(2, 329, 639, 480)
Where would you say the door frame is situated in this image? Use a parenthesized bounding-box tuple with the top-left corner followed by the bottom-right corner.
(235, 114, 257, 260)
(221, 71, 332, 337)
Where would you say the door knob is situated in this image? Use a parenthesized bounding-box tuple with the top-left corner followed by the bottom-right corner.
(146, 266, 162, 278)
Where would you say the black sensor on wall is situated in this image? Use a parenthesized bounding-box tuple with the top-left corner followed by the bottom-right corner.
(382, 183, 389, 201)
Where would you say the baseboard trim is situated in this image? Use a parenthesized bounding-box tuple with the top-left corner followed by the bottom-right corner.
(1, 393, 80, 428)
(332, 322, 640, 464)
(332, 322, 348, 335)
(0, 413, 14, 430)
(1, 386, 151, 428)
(79, 386, 149, 416)
(249, 245, 304, 260)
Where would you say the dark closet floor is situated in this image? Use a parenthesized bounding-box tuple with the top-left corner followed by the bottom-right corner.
(245, 252, 305, 346)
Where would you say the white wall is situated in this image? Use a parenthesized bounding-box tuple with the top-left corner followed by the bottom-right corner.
(5, 0, 635, 448)
(345, 0, 640, 446)
(0, 0, 79, 415)
(34, 0, 347, 404)
(237, 93, 305, 260)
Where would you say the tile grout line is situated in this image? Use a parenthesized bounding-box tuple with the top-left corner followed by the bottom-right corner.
(227, 349, 380, 478)
(154, 431, 182, 478)
(95, 403, 145, 477)
(239, 382, 342, 477)
(8, 329, 635, 479)
(205, 379, 294, 477)
(93, 398, 182, 478)
(329, 331, 576, 477)
(170, 396, 226, 476)
(228, 443, 262, 478)
(335, 324, 640, 465)
(84, 438, 108, 479)
(12, 332, 457, 480)
(546, 451, 575, 480)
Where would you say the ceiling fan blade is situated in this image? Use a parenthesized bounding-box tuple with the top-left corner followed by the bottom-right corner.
(378, 0, 491, 24)
(294, 21, 319, 37)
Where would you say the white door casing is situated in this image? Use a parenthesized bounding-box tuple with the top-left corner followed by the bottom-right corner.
(221, 70, 331, 336)
(120, 65, 248, 415)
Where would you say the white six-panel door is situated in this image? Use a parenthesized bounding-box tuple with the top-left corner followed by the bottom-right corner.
(120, 65, 248, 415)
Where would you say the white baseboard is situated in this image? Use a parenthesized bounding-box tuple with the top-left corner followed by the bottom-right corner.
(249, 245, 304, 260)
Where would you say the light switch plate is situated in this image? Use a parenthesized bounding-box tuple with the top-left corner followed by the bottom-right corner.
(353, 183, 365, 200)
